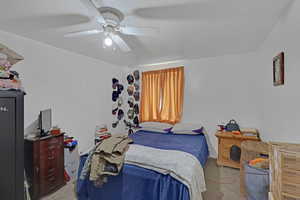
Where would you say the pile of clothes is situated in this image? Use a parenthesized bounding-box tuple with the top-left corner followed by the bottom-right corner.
(0, 43, 24, 91)
(80, 134, 133, 187)
(248, 158, 269, 169)
(64, 136, 78, 151)
(95, 125, 111, 144)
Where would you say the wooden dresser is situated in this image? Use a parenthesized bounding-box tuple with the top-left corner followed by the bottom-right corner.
(25, 133, 65, 199)
(216, 131, 260, 169)
(270, 142, 300, 200)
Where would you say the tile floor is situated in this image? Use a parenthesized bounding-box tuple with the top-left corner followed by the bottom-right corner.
(42, 158, 242, 200)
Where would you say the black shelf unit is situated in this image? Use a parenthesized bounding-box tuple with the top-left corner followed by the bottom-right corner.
(0, 90, 24, 200)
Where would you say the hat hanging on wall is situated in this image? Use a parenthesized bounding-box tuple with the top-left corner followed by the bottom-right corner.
(127, 85, 134, 96)
(133, 91, 140, 101)
(127, 109, 134, 120)
(134, 83, 140, 91)
(134, 104, 139, 114)
(112, 107, 118, 115)
(112, 121, 119, 128)
(117, 84, 124, 93)
(133, 116, 139, 126)
(133, 70, 140, 81)
(128, 128, 134, 135)
(128, 97, 134, 108)
(117, 109, 124, 120)
(118, 97, 123, 107)
(112, 102, 118, 110)
(127, 74, 134, 85)
(112, 78, 119, 89)
(112, 91, 119, 101)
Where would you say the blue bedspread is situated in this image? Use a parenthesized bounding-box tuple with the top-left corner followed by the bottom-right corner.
(77, 130, 209, 200)
(130, 130, 209, 166)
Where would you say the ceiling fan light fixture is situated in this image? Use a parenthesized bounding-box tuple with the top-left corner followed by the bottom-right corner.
(104, 36, 113, 47)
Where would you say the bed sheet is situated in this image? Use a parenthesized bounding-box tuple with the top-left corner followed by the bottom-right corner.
(77, 130, 209, 200)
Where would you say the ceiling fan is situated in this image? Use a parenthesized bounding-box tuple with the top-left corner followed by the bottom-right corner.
(64, 0, 159, 52)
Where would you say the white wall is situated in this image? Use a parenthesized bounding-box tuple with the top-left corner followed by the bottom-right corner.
(139, 0, 300, 156)
(140, 53, 264, 157)
(257, 0, 300, 143)
(0, 30, 124, 152)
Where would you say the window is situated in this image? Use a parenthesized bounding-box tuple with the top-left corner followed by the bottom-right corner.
(140, 67, 184, 124)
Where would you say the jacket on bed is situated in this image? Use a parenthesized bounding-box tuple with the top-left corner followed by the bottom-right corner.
(82, 135, 133, 187)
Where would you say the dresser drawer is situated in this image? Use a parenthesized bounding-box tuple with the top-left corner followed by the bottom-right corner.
(40, 175, 59, 196)
(25, 134, 65, 199)
(39, 137, 62, 155)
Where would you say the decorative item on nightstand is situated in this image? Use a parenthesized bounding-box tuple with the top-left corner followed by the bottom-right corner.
(215, 129, 261, 169)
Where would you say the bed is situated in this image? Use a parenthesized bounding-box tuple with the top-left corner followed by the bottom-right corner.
(77, 130, 209, 200)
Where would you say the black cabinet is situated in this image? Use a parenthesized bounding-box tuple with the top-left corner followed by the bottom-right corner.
(0, 91, 24, 200)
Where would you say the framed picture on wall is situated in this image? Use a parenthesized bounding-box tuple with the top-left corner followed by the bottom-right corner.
(273, 52, 284, 86)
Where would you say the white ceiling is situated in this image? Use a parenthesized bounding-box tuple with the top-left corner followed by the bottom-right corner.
(0, 0, 292, 66)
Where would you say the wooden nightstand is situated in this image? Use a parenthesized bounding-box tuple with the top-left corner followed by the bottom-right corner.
(215, 131, 260, 169)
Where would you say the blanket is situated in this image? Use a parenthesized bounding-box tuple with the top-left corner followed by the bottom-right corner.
(125, 144, 206, 200)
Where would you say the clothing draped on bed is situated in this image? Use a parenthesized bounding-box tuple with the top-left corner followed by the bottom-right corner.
(77, 130, 209, 200)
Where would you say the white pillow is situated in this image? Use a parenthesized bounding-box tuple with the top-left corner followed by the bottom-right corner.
(172, 123, 204, 135)
(139, 122, 173, 133)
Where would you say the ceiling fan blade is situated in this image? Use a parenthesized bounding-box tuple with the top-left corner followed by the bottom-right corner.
(64, 29, 103, 37)
(80, 0, 106, 24)
(120, 26, 159, 36)
(111, 34, 131, 52)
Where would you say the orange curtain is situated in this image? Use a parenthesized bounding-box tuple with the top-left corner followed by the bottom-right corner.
(139, 70, 163, 122)
(140, 67, 184, 124)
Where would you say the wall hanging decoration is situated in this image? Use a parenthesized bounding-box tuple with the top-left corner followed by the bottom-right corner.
(117, 109, 124, 120)
(112, 107, 118, 115)
(121, 70, 141, 133)
(133, 70, 140, 81)
(134, 82, 140, 91)
(117, 97, 123, 107)
(133, 91, 140, 101)
(273, 52, 284, 86)
(112, 121, 119, 128)
(111, 77, 125, 129)
(117, 84, 124, 93)
(127, 74, 134, 85)
(127, 109, 134, 120)
(134, 104, 139, 114)
(128, 97, 134, 108)
(127, 85, 134, 96)
(112, 78, 119, 89)
(112, 91, 119, 101)
(133, 116, 139, 127)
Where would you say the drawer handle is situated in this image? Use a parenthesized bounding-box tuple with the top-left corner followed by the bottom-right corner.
(49, 138, 58, 144)
(48, 145, 56, 150)
(48, 168, 55, 173)
(49, 184, 57, 191)
(48, 176, 56, 182)
(48, 156, 55, 160)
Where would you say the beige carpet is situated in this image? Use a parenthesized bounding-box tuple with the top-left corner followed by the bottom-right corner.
(42, 158, 242, 200)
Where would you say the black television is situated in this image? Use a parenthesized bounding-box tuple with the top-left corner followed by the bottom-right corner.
(39, 109, 52, 136)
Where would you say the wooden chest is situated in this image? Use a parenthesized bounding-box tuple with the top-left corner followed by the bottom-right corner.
(216, 131, 260, 169)
(25, 133, 65, 199)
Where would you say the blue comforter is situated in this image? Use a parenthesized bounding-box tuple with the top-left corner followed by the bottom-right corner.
(77, 130, 209, 200)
